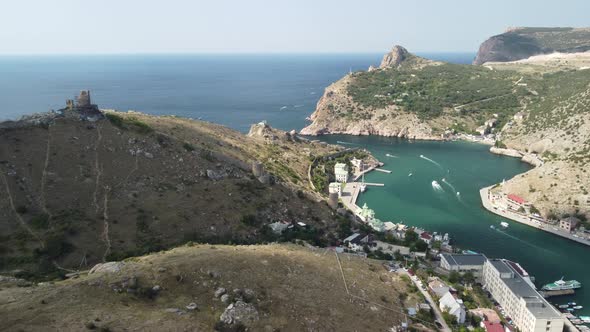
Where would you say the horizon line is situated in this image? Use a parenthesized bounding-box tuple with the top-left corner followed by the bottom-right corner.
(0, 50, 477, 57)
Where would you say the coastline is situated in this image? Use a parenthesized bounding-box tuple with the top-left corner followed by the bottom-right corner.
(479, 186, 590, 247)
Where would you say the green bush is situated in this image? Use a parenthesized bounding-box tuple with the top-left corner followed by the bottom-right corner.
(106, 113, 153, 134)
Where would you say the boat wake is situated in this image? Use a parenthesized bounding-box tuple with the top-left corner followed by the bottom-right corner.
(431, 180, 443, 191)
(420, 155, 443, 169)
(442, 178, 456, 192)
(385, 153, 399, 158)
(280, 105, 288, 111)
(336, 141, 356, 145)
(494, 228, 556, 254)
(293, 104, 304, 108)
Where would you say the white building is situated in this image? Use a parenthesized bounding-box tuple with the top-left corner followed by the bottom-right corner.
(482, 259, 564, 332)
(328, 182, 342, 196)
(334, 163, 349, 183)
(440, 254, 487, 279)
(439, 291, 466, 324)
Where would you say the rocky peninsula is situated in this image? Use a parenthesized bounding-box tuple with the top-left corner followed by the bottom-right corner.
(301, 28, 590, 219)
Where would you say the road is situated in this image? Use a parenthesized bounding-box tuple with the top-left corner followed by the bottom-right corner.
(480, 186, 590, 247)
(399, 270, 451, 332)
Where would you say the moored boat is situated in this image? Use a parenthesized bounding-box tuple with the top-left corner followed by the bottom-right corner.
(542, 278, 581, 291)
(500, 221, 509, 228)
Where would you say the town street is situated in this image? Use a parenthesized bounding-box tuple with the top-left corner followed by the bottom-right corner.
(399, 270, 451, 332)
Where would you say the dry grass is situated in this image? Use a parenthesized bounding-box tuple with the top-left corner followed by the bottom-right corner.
(0, 243, 409, 331)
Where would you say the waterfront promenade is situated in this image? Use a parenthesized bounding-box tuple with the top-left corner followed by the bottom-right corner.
(479, 186, 590, 247)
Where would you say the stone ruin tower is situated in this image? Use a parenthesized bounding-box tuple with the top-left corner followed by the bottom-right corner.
(76, 90, 92, 108)
(64, 90, 103, 121)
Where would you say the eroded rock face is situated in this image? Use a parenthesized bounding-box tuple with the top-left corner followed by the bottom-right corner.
(380, 45, 410, 68)
(473, 33, 543, 65)
(473, 27, 590, 65)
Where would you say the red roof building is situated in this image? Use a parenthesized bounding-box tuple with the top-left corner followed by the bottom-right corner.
(483, 321, 504, 332)
(507, 194, 526, 205)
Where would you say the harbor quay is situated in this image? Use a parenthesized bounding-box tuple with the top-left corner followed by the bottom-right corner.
(480, 186, 590, 247)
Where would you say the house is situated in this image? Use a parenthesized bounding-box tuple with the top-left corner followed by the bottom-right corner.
(417, 303, 431, 311)
(440, 253, 488, 278)
(559, 216, 580, 232)
(439, 291, 466, 324)
(343, 233, 373, 252)
(328, 182, 342, 196)
(350, 158, 363, 173)
(334, 163, 349, 183)
(506, 194, 530, 212)
(420, 232, 433, 245)
(428, 277, 451, 298)
(482, 321, 504, 332)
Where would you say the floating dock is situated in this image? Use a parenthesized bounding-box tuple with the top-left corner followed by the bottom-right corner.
(364, 183, 385, 187)
(540, 289, 575, 298)
(374, 168, 392, 173)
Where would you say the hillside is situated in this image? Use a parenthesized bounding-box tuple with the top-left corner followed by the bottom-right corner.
(0, 243, 412, 332)
(473, 27, 590, 65)
(0, 102, 349, 280)
(301, 45, 527, 138)
(301, 43, 590, 219)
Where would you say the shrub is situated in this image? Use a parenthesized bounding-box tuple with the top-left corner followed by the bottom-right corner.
(183, 142, 195, 152)
(30, 214, 50, 229)
(16, 205, 28, 214)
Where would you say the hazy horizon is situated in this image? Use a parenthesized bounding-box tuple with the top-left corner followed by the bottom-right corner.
(1, 0, 589, 55)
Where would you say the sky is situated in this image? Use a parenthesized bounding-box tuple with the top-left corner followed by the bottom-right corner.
(0, 0, 589, 54)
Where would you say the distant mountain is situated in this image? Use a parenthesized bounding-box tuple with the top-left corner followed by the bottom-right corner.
(473, 27, 590, 65)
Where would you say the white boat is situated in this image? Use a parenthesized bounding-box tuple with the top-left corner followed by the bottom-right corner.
(573, 306, 583, 310)
(490, 225, 495, 229)
(408, 173, 413, 177)
(500, 222, 509, 228)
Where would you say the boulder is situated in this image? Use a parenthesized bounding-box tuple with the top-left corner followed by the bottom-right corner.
(89, 262, 125, 274)
(219, 300, 259, 325)
(215, 287, 227, 298)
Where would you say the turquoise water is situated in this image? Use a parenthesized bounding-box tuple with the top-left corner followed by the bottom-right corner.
(0, 53, 586, 314)
(318, 135, 590, 314)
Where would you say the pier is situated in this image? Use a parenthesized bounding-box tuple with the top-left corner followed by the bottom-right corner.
(364, 183, 385, 186)
(540, 289, 575, 298)
(374, 168, 392, 173)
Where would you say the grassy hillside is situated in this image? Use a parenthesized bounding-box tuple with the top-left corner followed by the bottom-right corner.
(347, 63, 525, 125)
(0, 244, 412, 332)
(0, 112, 346, 279)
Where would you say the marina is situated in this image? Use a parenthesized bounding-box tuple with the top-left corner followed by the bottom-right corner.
(317, 135, 590, 319)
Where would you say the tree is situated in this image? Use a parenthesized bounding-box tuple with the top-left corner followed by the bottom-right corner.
(413, 240, 428, 252)
(442, 308, 458, 326)
(462, 271, 475, 285)
(449, 271, 461, 284)
(404, 229, 418, 246)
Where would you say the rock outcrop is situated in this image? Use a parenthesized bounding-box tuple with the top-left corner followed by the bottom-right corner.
(380, 45, 410, 68)
(473, 27, 590, 65)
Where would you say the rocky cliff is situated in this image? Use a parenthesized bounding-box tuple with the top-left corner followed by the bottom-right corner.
(473, 27, 590, 65)
(300, 46, 446, 138)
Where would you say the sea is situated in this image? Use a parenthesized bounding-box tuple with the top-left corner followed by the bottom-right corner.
(0, 52, 587, 314)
